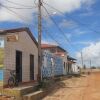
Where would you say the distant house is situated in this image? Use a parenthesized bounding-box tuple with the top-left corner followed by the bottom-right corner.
(67, 56, 77, 74)
(41, 44, 68, 75)
(41, 44, 66, 54)
(0, 27, 38, 86)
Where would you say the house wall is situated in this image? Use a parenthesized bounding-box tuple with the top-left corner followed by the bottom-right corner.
(42, 47, 57, 53)
(67, 62, 73, 74)
(42, 47, 65, 54)
(3, 31, 38, 85)
(42, 50, 63, 78)
(72, 64, 80, 74)
(62, 54, 68, 75)
(42, 48, 68, 76)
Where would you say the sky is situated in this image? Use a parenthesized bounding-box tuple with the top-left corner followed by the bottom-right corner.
(0, 0, 100, 67)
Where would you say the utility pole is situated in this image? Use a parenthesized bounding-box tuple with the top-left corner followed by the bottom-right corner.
(81, 51, 84, 68)
(90, 59, 91, 68)
(38, 0, 42, 82)
(81, 51, 84, 74)
(90, 59, 92, 73)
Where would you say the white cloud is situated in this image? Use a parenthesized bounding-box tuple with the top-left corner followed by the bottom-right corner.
(0, 0, 37, 23)
(73, 41, 93, 45)
(76, 41, 100, 67)
(0, 0, 95, 23)
(44, 0, 95, 14)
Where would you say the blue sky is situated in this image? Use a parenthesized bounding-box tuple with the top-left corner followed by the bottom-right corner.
(0, 0, 100, 66)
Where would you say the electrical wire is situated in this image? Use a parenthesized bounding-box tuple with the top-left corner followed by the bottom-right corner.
(43, 2, 100, 33)
(4, 0, 35, 8)
(1, 0, 82, 66)
(0, 3, 35, 9)
(42, 5, 83, 66)
(1, 0, 67, 51)
(42, 27, 58, 45)
(42, 5, 78, 52)
(42, 14, 69, 51)
(1, 0, 82, 62)
(0, 4, 30, 22)
(42, 7, 68, 51)
(0, 3, 39, 32)
(42, 6, 70, 42)
(42, 25, 65, 49)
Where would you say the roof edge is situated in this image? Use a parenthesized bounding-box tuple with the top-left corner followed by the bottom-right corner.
(41, 43, 67, 53)
(0, 27, 38, 47)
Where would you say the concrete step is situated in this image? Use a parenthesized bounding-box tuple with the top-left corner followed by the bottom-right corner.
(0, 83, 38, 100)
(23, 90, 44, 100)
(0, 96, 15, 100)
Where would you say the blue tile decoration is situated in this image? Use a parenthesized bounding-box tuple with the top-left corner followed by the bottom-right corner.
(42, 50, 63, 78)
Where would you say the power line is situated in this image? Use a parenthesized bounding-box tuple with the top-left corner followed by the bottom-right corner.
(1, 1, 66, 51)
(0, 4, 34, 22)
(0, 3, 35, 9)
(42, 5, 83, 65)
(2, 1, 81, 53)
(2, 5, 28, 22)
(0, 5, 37, 28)
(42, 14, 69, 50)
(81, 51, 84, 68)
(41, 6, 68, 50)
(0, 4, 26, 21)
(0, 2, 41, 38)
(42, 25, 64, 48)
(43, 2, 100, 33)
(42, 6, 70, 42)
(42, 5, 78, 52)
(4, 0, 35, 8)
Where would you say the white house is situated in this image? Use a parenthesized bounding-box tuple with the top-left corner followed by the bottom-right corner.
(0, 27, 38, 86)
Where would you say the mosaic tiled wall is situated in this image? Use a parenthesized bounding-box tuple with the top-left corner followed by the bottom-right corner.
(42, 51, 63, 78)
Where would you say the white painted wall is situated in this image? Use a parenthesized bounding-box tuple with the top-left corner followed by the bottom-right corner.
(72, 64, 80, 74)
(3, 31, 38, 85)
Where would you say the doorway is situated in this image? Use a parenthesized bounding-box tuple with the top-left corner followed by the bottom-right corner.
(30, 54, 34, 80)
(16, 51, 22, 82)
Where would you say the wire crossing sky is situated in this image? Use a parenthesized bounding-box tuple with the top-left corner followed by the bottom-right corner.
(0, 0, 100, 66)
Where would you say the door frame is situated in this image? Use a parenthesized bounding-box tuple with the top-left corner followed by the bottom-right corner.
(30, 54, 34, 80)
(16, 50, 22, 82)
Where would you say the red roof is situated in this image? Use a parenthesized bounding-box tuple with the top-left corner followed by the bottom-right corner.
(41, 44, 67, 53)
(41, 44, 58, 48)
(55, 52, 65, 57)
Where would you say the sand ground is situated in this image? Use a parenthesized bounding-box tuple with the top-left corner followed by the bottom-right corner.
(43, 72, 100, 100)
(0, 72, 100, 100)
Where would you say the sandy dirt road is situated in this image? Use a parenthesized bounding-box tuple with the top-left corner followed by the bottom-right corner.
(43, 72, 100, 100)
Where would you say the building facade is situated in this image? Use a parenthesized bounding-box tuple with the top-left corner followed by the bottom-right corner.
(42, 50, 63, 78)
(0, 27, 38, 86)
(67, 56, 77, 74)
(41, 44, 68, 75)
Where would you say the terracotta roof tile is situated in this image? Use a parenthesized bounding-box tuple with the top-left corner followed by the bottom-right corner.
(41, 44, 57, 48)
